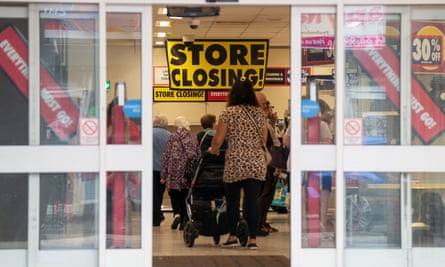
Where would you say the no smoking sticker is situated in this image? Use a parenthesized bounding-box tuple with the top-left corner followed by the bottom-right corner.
(344, 118, 362, 145)
(80, 118, 99, 145)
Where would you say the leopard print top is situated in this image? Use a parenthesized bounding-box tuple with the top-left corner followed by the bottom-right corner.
(220, 105, 267, 183)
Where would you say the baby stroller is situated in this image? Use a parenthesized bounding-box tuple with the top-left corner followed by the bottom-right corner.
(183, 150, 248, 247)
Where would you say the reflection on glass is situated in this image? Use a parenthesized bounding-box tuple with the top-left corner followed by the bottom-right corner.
(0, 17, 29, 145)
(344, 7, 401, 145)
(345, 172, 400, 248)
(411, 173, 445, 247)
(106, 13, 142, 145)
(0, 174, 28, 248)
(39, 5, 99, 145)
(411, 18, 445, 145)
(301, 13, 336, 145)
(107, 171, 141, 249)
(40, 173, 98, 249)
(302, 171, 336, 248)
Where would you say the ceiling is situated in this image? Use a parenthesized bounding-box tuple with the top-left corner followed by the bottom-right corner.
(152, 5, 290, 48)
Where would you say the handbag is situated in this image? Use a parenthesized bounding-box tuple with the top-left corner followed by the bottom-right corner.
(184, 159, 197, 182)
(269, 145, 289, 169)
(264, 146, 272, 165)
(182, 130, 211, 183)
(242, 106, 272, 165)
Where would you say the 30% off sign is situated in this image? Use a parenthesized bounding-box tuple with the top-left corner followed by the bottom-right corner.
(412, 25, 445, 70)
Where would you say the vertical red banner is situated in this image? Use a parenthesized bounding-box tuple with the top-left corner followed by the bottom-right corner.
(307, 172, 321, 247)
(306, 116, 321, 247)
(111, 105, 126, 247)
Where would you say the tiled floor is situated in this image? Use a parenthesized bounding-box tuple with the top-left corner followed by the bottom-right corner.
(152, 210, 290, 258)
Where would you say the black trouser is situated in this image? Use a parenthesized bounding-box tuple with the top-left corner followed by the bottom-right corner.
(153, 171, 166, 226)
(224, 178, 262, 239)
(258, 166, 278, 228)
(168, 189, 188, 223)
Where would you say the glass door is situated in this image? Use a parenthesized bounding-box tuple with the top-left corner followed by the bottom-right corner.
(104, 5, 151, 267)
(410, 6, 445, 267)
(341, 5, 405, 267)
(0, 4, 151, 267)
(29, 3, 101, 267)
(0, 5, 28, 266)
(291, 6, 337, 267)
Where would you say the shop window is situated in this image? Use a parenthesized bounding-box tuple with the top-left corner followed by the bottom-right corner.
(0, 174, 28, 248)
(106, 13, 142, 145)
(0, 17, 29, 145)
(39, 171, 141, 249)
(106, 171, 141, 249)
(411, 18, 445, 145)
(302, 171, 336, 248)
(40, 173, 99, 249)
(39, 5, 100, 145)
(345, 172, 401, 248)
(343, 7, 401, 145)
(411, 173, 445, 247)
(301, 13, 336, 145)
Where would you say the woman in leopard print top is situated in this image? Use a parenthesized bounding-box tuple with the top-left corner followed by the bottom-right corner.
(209, 77, 267, 250)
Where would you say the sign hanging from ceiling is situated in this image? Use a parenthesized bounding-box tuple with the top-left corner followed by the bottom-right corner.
(153, 87, 206, 102)
(165, 39, 269, 90)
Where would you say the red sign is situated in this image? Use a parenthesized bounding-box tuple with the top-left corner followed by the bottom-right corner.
(411, 77, 444, 142)
(352, 46, 400, 108)
(411, 22, 445, 73)
(352, 45, 445, 144)
(0, 25, 80, 141)
(206, 90, 229, 102)
(264, 67, 290, 86)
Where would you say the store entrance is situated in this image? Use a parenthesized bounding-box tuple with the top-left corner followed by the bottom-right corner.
(150, 4, 291, 265)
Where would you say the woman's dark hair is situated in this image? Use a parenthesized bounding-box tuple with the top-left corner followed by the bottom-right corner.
(318, 99, 333, 123)
(200, 114, 216, 129)
(318, 99, 330, 114)
(227, 77, 259, 107)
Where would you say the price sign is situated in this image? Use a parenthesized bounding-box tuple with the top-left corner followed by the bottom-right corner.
(412, 36, 442, 65)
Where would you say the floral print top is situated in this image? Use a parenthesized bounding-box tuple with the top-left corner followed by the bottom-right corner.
(161, 128, 200, 191)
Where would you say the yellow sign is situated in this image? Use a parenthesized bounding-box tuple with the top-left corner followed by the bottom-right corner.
(165, 39, 269, 90)
(153, 87, 205, 102)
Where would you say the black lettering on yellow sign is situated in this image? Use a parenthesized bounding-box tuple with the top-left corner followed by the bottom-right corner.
(166, 40, 269, 90)
(153, 87, 205, 102)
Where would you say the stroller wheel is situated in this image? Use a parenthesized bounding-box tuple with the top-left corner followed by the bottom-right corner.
(183, 221, 196, 247)
(213, 234, 220, 245)
(236, 219, 248, 247)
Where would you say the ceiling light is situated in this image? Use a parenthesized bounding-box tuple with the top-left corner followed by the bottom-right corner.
(156, 21, 171, 27)
(156, 32, 166, 38)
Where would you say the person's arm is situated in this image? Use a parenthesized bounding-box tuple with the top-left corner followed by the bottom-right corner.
(208, 119, 228, 156)
(320, 121, 333, 144)
(283, 127, 290, 149)
(262, 124, 268, 144)
(160, 137, 172, 184)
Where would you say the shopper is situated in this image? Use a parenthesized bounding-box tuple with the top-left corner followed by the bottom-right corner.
(302, 99, 334, 235)
(256, 98, 283, 235)
(317, 100, 334, 234)
(208, 77, 267, 250)
(161, 116, 200, 230)
(197, 114, 216, 153)
(152, 114, 171, 226)
(197, 114, 228, 164)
